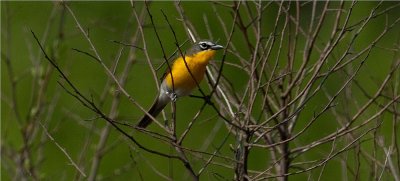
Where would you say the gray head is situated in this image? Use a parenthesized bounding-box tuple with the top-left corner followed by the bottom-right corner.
(186, 40, 224, 56)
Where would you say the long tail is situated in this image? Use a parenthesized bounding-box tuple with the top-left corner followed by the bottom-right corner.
(137, 96, 169, 128)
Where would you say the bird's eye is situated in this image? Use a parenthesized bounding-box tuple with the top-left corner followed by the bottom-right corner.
(199, 42, 209, 50)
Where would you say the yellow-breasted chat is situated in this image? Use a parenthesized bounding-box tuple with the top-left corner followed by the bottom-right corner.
(137, 40, 224, 128)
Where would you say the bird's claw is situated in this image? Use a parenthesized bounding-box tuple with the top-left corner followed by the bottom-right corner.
(166, 91, 177, 102)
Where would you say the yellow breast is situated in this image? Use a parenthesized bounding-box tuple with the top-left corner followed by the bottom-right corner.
(164, 50, 216, 92)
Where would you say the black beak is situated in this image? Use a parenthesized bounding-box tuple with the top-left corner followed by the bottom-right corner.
(211, 44, 224, 50)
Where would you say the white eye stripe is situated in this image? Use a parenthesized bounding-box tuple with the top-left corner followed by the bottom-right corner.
(199, 41, 213, 45)
(199, 43, 208, 50)
(198, 41, 214, 50)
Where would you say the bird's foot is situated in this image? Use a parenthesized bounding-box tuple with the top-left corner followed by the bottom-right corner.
(167, 91, 177, 102)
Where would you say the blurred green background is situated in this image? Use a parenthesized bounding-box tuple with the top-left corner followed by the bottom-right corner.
(2, 1, 400, 180)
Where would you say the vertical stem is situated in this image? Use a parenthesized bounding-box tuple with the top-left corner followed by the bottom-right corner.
(235, 131, 249, 181)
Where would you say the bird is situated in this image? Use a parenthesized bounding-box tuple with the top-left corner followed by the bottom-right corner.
(137, 40, 224, 128)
